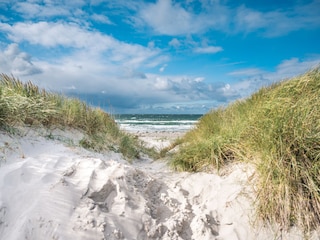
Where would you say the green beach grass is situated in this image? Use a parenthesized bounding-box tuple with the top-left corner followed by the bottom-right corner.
(166, 67, 320, 232)
(0, 73, 156, 159)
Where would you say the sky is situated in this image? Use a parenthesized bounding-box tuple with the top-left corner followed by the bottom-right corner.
(0, 0, 320, 114)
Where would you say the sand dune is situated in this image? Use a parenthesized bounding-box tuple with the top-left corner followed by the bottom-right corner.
(0, 129, 318, 239)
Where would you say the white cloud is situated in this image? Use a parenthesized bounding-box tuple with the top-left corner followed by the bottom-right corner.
(0, 42, 172, 111)
(226, 57, 320, 100)
(168, 38, 181, 48)
(10, 0, 88, 20)
(134, 0, 320, 37)
(0, 18, 172, 107)
(0, 21, 163, 69)
(168, 36, 223, 54)
(233, 5, 301, 37)
(0, 43, 42, 76)
(234, 6, 267, 33)
(234, 2, 320, 37)
(0, 22, 107, 49)
(194, 77, 204, 82)
(154, 77, 171, 90)
(194, 45, 223, 54)
(228, 68, 264, 76)
(147, 41, 155, 48)
(138, 0, 214, 35)
(5, 0, 320, 44)
(91, 13, 113, 24)
(223, 83, 230, 91)
(274, 57, 320, 80)
(159, 64, 167, 72)
(146, 73, 238, 103)
(13, 1, 71, 19)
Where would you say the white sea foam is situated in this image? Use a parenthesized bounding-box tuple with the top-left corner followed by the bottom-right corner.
(115, 114, 201, 133)
(119, 123, 194, 133)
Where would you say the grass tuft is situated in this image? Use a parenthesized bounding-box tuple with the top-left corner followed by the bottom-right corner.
(167, 67, 320, 232)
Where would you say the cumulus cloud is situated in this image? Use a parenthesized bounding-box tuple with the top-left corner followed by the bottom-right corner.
(147, 74, 240, 103)
(0, 43, 42, 76)
(154, 77, 172, 90)
(0, 21, 163, 68)
(66, 72, 236, 112)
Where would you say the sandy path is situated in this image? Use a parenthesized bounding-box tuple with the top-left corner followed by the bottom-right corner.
(130, 131, 185, 150)
(0, 129, 318, 240)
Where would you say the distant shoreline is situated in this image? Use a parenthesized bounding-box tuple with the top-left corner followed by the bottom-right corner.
(115, 113, 201, 134)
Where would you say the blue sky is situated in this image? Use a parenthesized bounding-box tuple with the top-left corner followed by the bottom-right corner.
(1, 0, 320, 114)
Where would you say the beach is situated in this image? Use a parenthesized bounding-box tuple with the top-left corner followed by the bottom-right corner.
(0, 127, 318, 240)
(115, 114, 198, 149)
(134, 131, 184, 150)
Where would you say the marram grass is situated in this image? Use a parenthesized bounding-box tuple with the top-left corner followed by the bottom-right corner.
(0, 73, 155, 159)
(168, 67, 320, 232)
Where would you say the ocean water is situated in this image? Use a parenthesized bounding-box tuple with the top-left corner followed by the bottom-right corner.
(115, 114, 202, 133)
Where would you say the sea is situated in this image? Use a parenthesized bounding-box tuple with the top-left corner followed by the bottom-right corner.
(115, 114, 202, 133)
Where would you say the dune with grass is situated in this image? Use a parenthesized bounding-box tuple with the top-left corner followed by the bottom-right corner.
(165, 67, 320, 235)
(0, 70, 320, 240)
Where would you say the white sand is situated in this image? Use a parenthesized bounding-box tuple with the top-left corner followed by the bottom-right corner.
(135, 131, 184, 150)
(0, 128, 319, 240)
